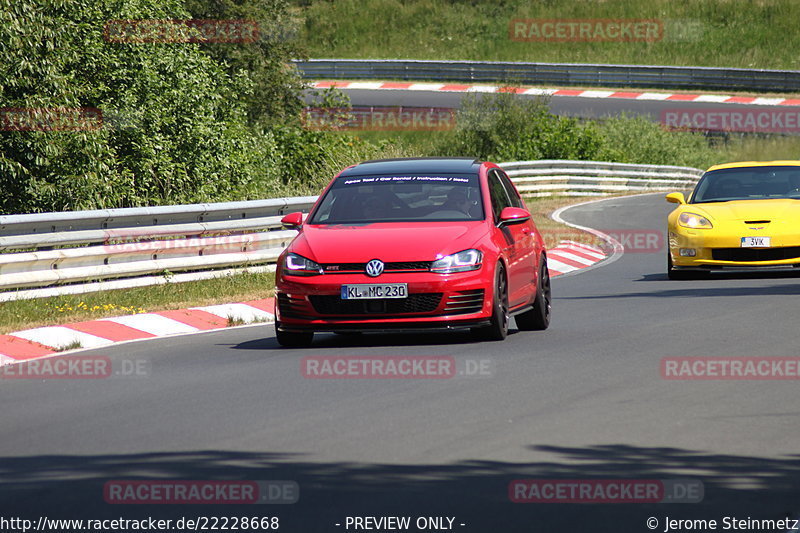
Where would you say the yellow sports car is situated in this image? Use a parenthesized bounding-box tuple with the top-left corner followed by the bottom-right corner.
(666, 161, 800, 280)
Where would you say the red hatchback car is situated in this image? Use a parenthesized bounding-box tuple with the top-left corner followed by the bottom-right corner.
(274, 158, 551, 346)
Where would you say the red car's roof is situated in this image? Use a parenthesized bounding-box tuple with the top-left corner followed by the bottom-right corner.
(339, 157, 483, 177)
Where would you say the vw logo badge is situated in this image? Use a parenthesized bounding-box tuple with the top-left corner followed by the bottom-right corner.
(365, 259, 384, 277)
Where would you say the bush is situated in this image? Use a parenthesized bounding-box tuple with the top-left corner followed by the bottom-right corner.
(597, 114, 717, 168)
(431, 92, 718, 168)
(435, 92, 616, 162)
(184, 0, 307, 127)
(270, 125, 414, 195)
(0, 0, 282, 213)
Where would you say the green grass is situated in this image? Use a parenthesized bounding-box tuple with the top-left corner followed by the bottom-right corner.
(0, 270, 276, 335)
(55, 340, 84, 352)
(295, 0, 800, 72)
(712, 134, 800, 163)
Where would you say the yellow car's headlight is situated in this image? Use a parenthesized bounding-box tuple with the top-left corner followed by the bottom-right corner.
(678, 212, 713, 229)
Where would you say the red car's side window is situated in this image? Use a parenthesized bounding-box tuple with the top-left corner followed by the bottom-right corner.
(497, 170, 524, 209)
(488, 170, 513, 222)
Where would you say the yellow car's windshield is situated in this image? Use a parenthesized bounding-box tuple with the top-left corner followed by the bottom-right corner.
(692, 166, 800, 203)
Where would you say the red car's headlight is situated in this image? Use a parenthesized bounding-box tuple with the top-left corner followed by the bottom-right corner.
(284, 253, 322, 276)
(431, 249, 483, 273)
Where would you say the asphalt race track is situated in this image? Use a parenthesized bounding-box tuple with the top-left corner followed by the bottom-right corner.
(2, 194, 800, 532)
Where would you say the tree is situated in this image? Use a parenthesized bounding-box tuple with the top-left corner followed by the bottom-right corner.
(184, 0, 307, 126)
(0, 0, 280, 213)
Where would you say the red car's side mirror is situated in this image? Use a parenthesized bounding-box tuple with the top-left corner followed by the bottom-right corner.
(498, 207, 531, 226)
(281, 212, 304, 229)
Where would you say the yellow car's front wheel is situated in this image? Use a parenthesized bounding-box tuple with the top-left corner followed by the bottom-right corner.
(667, 252, 709, 281)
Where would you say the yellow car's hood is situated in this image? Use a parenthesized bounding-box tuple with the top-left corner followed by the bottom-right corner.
(692, 199, 800, 222)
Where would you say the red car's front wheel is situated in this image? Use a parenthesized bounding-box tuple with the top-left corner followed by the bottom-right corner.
(474, 263, 509, 341)
(275, 325, 314, 348)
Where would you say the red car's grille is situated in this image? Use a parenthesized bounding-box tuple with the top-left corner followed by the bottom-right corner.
(309, 293, 443, 315)
(321, 261, 432, 273)
(443, 289, 485, 315)
(712, 246, 800, 262)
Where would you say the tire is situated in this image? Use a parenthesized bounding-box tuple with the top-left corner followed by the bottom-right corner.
(515, 257, 551, 331)
(474, 263, 509, 341)
(667, 252, 707, 280)
(275, 325, 314, 347)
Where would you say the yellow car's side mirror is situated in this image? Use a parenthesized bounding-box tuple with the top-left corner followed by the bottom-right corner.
(666, 192, 686, 204)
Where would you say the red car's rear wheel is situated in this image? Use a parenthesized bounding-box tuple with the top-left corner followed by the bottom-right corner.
(516, 256, 551, 331)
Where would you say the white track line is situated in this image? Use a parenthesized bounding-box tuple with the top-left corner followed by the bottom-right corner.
(193, 303, 273, 323)
(548, 250, 597, 266)
(545, 257, 579, 274)
(11, 327, 112, 350)
(104, 314, 199, 336)
(550, 197, 626, 278)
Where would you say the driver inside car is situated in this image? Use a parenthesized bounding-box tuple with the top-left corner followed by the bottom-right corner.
(786, 174, 800, 195)
(361, 192, 395, 220)
(440, 188, 473, 216)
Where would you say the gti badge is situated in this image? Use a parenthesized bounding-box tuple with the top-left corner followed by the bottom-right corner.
(365, 259, 384, 277)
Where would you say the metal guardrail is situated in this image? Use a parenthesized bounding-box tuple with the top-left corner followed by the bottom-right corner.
(296, 59, 800, 93)
(0, 196, 318, 302)
(0, 161, 703, 301)
(503, 160, 702, 197)
(0, 197, 319, 237)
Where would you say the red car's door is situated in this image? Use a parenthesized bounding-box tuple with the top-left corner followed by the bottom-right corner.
(488, 169, 538, 308)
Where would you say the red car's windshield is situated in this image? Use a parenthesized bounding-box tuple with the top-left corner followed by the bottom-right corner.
(308, 174, 485, 224)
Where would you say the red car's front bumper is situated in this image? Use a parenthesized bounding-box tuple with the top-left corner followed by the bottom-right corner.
(275, 270, 493, 332)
